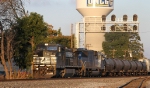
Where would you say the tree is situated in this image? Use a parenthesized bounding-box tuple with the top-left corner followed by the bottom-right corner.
(128, 33, 144, 60)
(43, 24, 72, 48)
(14, 12, 48, 69)
(102, 32, 143, 60)
(52, 36, 71, 48)
(0, 0, 27, 79)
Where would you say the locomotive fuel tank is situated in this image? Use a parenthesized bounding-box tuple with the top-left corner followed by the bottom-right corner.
(113, 59, 124, 72)
(122, 60, 131, 72)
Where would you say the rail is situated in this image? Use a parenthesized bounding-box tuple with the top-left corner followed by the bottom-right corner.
(118, 77, 147, 88)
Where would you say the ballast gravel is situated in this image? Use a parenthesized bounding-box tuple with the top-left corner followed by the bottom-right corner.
(0, 77, 138, 88)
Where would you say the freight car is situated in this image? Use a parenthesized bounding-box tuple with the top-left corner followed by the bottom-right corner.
(32, 43, 148, 78)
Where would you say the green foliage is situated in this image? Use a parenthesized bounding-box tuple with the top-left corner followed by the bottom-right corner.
(128, 33, 144, 60)
(102, 32, 143, 60)
(52, 36, 71, 48)
(43, 25, 71, 48)
(14, 12, 48, 69)
(13, 12, 72, 69)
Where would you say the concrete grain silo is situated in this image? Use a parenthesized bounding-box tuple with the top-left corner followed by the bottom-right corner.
(75, 0, 114, 51)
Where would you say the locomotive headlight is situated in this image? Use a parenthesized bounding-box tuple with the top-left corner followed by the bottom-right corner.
(36, 68, 39, 70)
(58, 47, 61, 52)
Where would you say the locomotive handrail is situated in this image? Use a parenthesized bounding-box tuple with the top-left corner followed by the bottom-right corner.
(80, 60, 86, 76)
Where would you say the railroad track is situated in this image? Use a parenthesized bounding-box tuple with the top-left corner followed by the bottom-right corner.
(119, 77, 149, 88)
(0, 76, 147, 81)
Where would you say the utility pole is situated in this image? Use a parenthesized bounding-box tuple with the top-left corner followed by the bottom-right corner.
(128, 49, 132, 60)
(122, 50, 128, 58)
(86, 44, 91, 50)
(140, 51, 143, 58)
(71, 24, 73, 48)
(109, 49, 116, 58)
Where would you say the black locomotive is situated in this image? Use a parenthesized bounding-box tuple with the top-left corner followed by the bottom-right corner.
(33, 43, 147, 78)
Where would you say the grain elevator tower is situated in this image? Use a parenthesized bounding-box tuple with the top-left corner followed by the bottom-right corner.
(76, 0, 114, 51)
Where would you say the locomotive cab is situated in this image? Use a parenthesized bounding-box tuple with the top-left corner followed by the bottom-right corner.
(33, 43, 74, 78)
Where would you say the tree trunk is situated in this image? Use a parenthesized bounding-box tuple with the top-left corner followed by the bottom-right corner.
(30, 36, 34, 52)
(1, 27, 9, 79)
(6, 40, 13, 79)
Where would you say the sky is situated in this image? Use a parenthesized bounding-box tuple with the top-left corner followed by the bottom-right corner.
(25, 0, 150, 59)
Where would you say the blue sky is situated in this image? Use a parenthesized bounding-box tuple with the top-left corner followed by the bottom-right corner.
(25, 0, 150, 58)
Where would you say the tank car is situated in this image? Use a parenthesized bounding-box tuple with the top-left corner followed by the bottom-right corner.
(139, 58, 150, 75)
(101, 58, 147, 76)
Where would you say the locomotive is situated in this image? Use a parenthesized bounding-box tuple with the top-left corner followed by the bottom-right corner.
(33, 43, 148, 78)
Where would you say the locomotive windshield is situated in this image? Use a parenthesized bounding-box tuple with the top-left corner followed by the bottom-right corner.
(66, 52, 73, 57)
(47, 46, 58, 50)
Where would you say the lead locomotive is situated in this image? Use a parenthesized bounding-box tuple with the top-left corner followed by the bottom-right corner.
(33, 43, 148, 78)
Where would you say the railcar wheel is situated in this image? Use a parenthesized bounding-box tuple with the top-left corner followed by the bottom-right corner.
(128, 73, 131, 76)
(118, 72, 122, 76)
(138, 73, 141, 75)
(132, 72, 135, 76)
(113, 73, 116, 76)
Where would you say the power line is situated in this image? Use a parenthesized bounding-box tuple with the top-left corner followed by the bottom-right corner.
(139, 31, 150, 33)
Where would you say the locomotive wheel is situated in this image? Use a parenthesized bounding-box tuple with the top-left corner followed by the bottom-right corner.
(33, 70, 39, 78)
(79, 71, 83, 77)
(74, 69, 80, 77)
(55, 69, 61, 78)
(76, 69, 81, 77)
(109, 73, 113, 76)
(39, 67, 47, 77)
(87, 71, 92, 77)
(101, 72, 107, 77)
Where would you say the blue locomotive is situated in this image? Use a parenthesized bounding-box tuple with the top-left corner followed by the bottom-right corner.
(33, 43, 148, 78)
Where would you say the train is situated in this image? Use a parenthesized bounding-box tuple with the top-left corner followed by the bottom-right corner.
(32, 43, 149, 78)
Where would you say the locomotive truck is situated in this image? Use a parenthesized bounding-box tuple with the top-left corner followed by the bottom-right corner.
(33, 43, 148, 78)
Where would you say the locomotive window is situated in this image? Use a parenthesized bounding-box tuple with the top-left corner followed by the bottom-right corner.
(47, 46, 57, 50)
(37, 47, 46, 50)
(66, 52, 73, 57)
